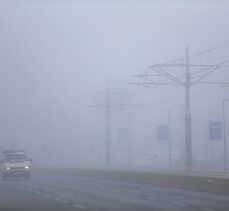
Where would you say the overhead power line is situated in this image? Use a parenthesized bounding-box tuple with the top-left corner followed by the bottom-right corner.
(163, 40, 229, 64)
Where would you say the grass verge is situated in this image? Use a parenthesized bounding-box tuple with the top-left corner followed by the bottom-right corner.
(36, 167, 229, 193)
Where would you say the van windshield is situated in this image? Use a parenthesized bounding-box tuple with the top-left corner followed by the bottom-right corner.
(6, 154, 27, 163)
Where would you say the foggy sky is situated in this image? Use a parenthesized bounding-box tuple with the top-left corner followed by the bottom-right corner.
(0, 0, 229, 169)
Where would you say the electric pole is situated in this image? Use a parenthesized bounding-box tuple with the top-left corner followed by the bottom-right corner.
(185, 46, 192, 172)
(88, 80, 112, 167)
(105, 80, 111, 166)
(88, 80, 145, 167)
(131, 45, 229, 173)
(168, 107, 172, 170)
(223, 98, 228, 173)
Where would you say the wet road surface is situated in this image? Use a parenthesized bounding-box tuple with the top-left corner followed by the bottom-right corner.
(0, 171, 228, 211)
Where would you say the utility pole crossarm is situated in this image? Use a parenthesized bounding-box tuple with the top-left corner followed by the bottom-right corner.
(192, 59, 229, 85)
(129, 82, 180, 85)
(87, 93, 104, 105)
(111, 103, 149, 107)
(198, 81, 229, 85)
(153, 63, 219, 68)
(86, 104, 105, 107)
(150, 65, 185, 86)
(132, 74, 162, 77)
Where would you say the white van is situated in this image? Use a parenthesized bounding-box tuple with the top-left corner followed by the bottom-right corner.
(1, 150, 32, 180)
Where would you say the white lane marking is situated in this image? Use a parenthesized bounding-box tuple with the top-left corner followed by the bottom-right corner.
(171, 201, 188, 206)
(44, 194, 52, 198)
(34, 191, 41, 194)
(147, 196, 159, 201)
(111, 190, 121, 193)
(73, 204, 87, 209)
(62, 200, 69, 204)
(201, 208, 215, 211)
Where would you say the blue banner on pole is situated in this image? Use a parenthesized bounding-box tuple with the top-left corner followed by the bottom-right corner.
(119, 128, 129, 143)
(157, 125, 168, 142)
(209, 121, 222, 140)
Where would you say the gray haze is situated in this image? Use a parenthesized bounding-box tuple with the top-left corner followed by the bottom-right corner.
(0, 0, 229, 171)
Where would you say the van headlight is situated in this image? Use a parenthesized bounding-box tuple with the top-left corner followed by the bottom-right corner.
(5, 167, 11, 171)
(24, 166, 30, 170)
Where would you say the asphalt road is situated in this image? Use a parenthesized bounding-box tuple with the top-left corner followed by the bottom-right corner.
(0, 171, 228, 211)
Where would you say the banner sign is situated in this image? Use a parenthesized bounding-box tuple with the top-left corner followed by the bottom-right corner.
(209, 121, 222, 140)
(119, 128, 129, 143)
(157, 125, 168, 141)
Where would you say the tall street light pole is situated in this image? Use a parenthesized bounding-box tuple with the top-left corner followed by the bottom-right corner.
(185, 46, 192, 173)
(223, 98, 228, 173)
(128, 109, 132, 167)
(105, 80, 111, 167)
(168, 107, 173, 171)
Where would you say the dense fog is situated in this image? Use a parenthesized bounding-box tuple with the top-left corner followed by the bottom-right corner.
(0, 0, 229, 172)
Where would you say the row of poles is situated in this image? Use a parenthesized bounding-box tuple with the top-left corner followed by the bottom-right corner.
(133, 46, 229, 173)
(90, 45, 229, 173)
